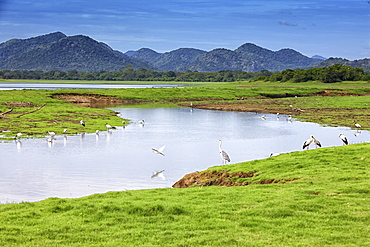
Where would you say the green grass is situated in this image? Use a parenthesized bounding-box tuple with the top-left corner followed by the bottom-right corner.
(1, 80, 370, 245)
(1, 143, 369, 246)
(1, 80, 370, 138)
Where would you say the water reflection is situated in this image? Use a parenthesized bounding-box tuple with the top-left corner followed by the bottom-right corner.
(0, 107, 369, 203)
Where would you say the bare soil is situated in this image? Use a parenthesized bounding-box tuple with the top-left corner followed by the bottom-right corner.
(2, 102, 39, 107)
(172, 170, 299, 188)
(52, 93, 144, 108)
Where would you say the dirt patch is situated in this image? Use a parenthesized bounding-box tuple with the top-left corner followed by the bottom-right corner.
(52, 93, 144, 108)
(2, 102, 39, 107)
(172, 170, 299, 188)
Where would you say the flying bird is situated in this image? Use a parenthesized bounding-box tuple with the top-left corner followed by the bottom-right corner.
(339, 133, 348, 145)
(152, 145, 166, 156)
(151, 170, 165, 180)
(216, 139, 231, 165)
(80, 120, 85, 127)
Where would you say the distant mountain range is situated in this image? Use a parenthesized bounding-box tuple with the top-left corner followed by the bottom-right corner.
(0, 32, 369, 72)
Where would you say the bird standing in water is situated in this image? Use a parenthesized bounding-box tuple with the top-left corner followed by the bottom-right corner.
(216, 140, 231, 165)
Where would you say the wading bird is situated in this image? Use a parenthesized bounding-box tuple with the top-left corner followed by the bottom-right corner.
(151, 170, 165, 180)
(48, 131, 56, 138)
(303, 136, 314, 150)
(14, 132, 22, 140)
(354, 122, 361, 128)
(339, 133, 348, 145)
(261, 115, 266, 120)
(105, 123, 112, 131)
(152, 145, 166, 156)
(63, 129, 68, 134)
(80, 120, 85, 127)
(95, 130, 100, 135)
(354, 130, 361, 137)
(311, 135, 322, 148)
(216, 139, 231, 165)
(138, 120, 145, 126)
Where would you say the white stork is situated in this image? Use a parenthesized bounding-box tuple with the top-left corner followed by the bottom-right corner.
(303, 136, 314, 150)
(339, 133, 348, 145)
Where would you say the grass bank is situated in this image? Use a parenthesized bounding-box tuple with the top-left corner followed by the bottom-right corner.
(2, 80, 369, 139)
(1, 143, 369, 246)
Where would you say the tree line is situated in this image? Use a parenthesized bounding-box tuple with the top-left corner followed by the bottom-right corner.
(0, 64, 369, 83)
(261, 64, 369, 83)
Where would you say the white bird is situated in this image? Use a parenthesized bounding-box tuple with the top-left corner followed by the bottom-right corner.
(303, 136, 314, 150)
(276, 113, 280, 120)
(216, 140, 231, 165)
(151, 170, 165, 180)
(339, 133, 348, 145)
(48, 131, 56, 138)
(261, 115, 266, 120)
(354, 123, 361, 128)
(152, 145, 166, 156)
(95, 130, 100, 135)
(311, 135, 322, 148)
(270, 152, 280, 157)
(354, 130, 361, 137)
(80, 120, 85, 127)
(63, 129, 68, 134)
(15, 132, 22, 140)
(138, 120, 145, 126)
(105, 123, 112, 131)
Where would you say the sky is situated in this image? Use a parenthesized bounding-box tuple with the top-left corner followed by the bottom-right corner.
(0, 0, 369, 60)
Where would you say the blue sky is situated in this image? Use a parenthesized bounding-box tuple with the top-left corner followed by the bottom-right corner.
(0, 0, 369, 60)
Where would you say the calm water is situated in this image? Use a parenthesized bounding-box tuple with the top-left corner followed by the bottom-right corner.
(0, 107, 368, 203)
(0, 82, 177, 90)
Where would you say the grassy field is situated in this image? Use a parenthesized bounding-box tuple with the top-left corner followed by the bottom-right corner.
(0, 80, 370, 246)
(0, 143, 369, 246)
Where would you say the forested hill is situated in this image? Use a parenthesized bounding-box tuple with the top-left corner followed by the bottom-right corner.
(0, 32, 368, 72)
(128, 43, 322, 72)
(0, 32, 153, 72)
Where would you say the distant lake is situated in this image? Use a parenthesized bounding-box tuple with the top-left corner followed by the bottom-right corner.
(0, 82, 177, 90)
(1, 107, 368, 204)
